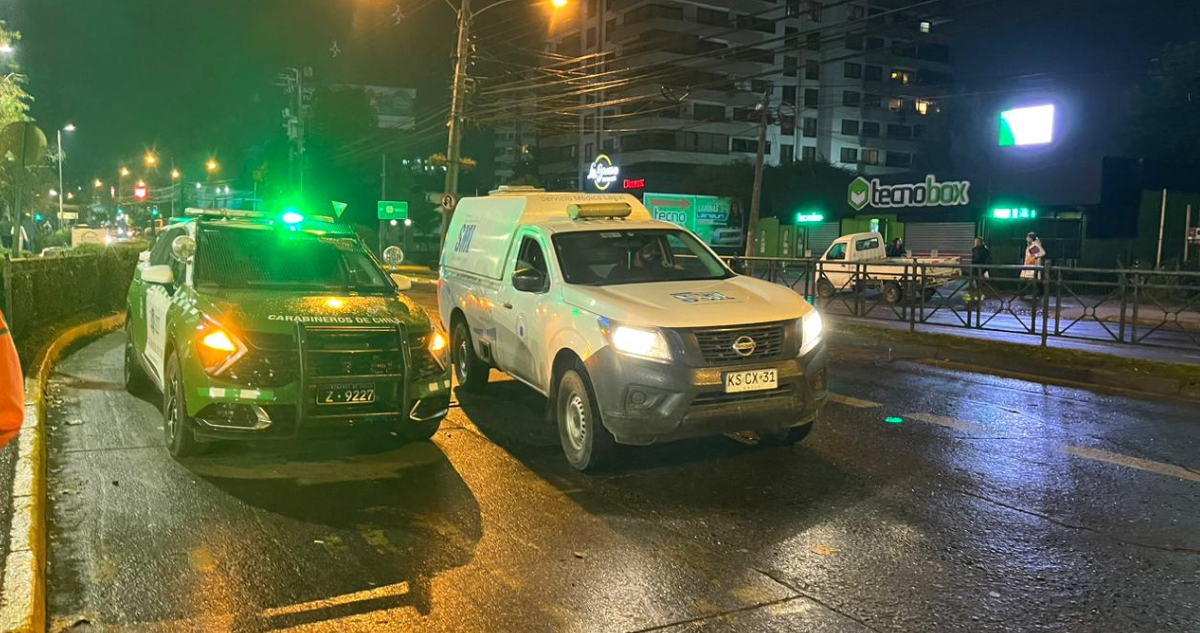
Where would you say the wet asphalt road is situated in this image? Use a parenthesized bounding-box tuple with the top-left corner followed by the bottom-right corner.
(42, 287, 1200, 632)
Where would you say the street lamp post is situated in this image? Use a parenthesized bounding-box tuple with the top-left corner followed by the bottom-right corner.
(57, 124, 75, 225)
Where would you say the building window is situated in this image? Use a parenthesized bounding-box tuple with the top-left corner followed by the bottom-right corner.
(841, 119, 859, 135)
(586, 27, 596, 47)
(782, 85, 797, 104)
(845, 34, 864, 50)
(891, 69, 913, 85)
(807, 1, 823, 21)
(802, 117, 817, 138)
(840, 147, 858, 163)
(805, 59, 820, 80)
(863, 93, 882, 108)
(734, 14, 775, 33)
(865, 65, 883, 81)
(842, 90, 860, 107)
(731, 138, 769, 153)
(750, 79, 770, 94)
(913, 124, 926, 139)
(606, 18, 616, 41)
(919, 20, 932, 33)
(786, 0, 801, 18)
(885, 151, 912, 167)
(866, 36, 885, 50)
(849, 4, 866, 19)
(626, 4, 684, 23)
(782, 119, 796, 135)
(804, 88, 819, 107)
(602, 138, 615, 150)
(801, 145, 817, 161)
(587, 0, 597, 17)
(861, 121, 880, 137)
(585, 142, 593, 158)
(784, 56, 799, 73)
(806, 32, 821, 51)
(693, 103, 726, 121)
(781, 143, 794, 164)
(915, 98, 937, 115)
(889, 97, 904, 111)
(844, 62, 863, 79)
(861, 149, 879, 165)
(697, 7, 728, 26)
(888, 124, 912, 139)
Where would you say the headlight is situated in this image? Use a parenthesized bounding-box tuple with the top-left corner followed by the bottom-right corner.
(428, 329, 449, 365)
(197, 323, 246, 375)
(599, 318, 671, 362)
(799, 309, 823, 356)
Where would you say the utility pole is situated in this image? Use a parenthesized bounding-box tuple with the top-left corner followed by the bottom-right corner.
(441, 0, 472, 243)
(380, 154, 387, 256)
(278, 67, 312, 195)
(744, 84, 772, 258)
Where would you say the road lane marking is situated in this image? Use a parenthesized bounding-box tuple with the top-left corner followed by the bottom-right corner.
(827, 393, 882, 408)
(902, 412, 981, 432)
(1064, 446, 1200, 484)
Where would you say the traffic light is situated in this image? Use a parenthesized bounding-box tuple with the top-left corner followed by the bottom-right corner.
(151, 207, 160, 217)
(34, 213, 43, 222)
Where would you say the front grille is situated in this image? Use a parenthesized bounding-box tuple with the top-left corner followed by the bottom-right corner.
(304, 329, 403, 380)
(692, 322, 787, 365)
(692, 386, 791, 406)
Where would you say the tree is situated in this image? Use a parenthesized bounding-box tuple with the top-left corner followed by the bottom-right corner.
(1124, 42, 1200, 165)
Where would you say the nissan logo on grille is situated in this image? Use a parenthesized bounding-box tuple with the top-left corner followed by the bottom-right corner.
(731, 335, 757, 357)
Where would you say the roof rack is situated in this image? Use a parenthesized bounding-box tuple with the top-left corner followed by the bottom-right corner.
(489, 185, 545, 194)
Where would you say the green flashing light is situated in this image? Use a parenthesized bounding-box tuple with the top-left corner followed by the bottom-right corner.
(885, 416, 904, 424)
(281, 209, 304, 224)
(796, 212, 825, 223)
(992, 207, 1037, 220)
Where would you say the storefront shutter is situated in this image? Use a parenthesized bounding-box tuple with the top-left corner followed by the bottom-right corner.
(905, 222, 976, 256)
(806, 222, 841, 257)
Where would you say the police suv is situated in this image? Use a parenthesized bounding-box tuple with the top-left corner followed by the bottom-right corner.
(125, 208, 451, 457)
(439, 187, 828, 470)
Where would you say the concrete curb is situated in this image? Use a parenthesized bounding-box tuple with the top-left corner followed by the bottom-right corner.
(0, 313, 124, 633)
(830, 327, 1200, 403)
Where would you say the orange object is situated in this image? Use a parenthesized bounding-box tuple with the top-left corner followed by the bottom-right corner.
(0, 310, 23, 450)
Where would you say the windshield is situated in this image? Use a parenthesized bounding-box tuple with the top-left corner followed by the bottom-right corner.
(194, 226, 393, 293)
(552, 229, 732, 286)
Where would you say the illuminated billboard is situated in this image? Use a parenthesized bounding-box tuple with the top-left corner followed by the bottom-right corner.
(999, 104, 1055, 146)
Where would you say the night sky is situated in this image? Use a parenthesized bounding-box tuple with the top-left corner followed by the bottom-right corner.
(2, 0, 1196, 188)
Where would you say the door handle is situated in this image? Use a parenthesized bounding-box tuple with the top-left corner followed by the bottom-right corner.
(502, 301, 513, 309)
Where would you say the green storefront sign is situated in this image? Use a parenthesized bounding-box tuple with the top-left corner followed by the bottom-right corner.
(847, 175, 971, 211)
(642, 193, 733, 244)
(377, 200, 409, 221)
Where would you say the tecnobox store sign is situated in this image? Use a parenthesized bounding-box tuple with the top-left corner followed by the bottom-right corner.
(847, 175, 971, 211)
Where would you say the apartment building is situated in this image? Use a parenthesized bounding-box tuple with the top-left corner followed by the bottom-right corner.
(492, 0, 955, 191)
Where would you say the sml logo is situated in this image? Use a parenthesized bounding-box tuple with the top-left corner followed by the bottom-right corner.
(454, 223, 477, 253)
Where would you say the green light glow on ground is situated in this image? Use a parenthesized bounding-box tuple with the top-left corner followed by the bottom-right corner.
(885, 416, 904, 424)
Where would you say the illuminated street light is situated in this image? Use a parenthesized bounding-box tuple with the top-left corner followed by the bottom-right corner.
(67, 192, 75, 200)
(48, 189, 59, 198)
(57, 124, 76, 224)
(0, 44, 13, 54)
(94, 179, 103, 188)
(144, 152, 158, 167)
(195, 182, 202, 190)
(206, 159, 219, 172)
(120, 166, 131, 177)
(551, 0, 568, 7)
(171, 169, 181, 180)
(137, 180, 146, 187)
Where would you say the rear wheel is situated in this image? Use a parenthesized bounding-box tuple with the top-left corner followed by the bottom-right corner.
(451, 318, 490, 392)
(759, 419, 815, 446)
(556, 367, 616, 471)
(816, 278, 835, 299)
(882, 281, 903, 304)
(163, 352, 206, 458)
(123, 322, 152, 396)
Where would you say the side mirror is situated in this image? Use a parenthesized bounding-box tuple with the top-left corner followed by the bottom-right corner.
(141, 264, 174, 285)
(171, 235, 196, 262)
(390, 273, 413, 291)
(382, 245, 405, 267)
(512, 268, 547, 293)
(138, 251, 150, 263)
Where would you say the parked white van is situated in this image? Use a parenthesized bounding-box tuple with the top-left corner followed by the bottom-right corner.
(439, 187, 828, 470)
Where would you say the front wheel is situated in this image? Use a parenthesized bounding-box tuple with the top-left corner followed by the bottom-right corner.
(163, 352, 206, 458)
(395, 416, 443, 442)
(882, 281, 903, 305)
(816, 278, 835, 299)
(556, 367, 616, 471)
(451, 319, 490, 392)
(759, 419, 815, 446)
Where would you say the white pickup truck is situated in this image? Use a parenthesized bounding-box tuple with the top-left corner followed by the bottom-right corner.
(816, 232, 961, 304)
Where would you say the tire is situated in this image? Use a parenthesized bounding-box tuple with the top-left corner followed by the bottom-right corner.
(123, 324, 153, 396)
(924, 286, 938, 301)
(816, 278, 835, 299)
(556, 367, 616, 471)
(163, 352, 206, 458)
(395, 416, 443, 442)
(882, 281, 903, 304)
(451, 318, 489, 392)
(759, 419, 815, 446)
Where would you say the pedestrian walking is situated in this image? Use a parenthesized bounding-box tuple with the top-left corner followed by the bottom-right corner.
(1020, 232, 1046, 297)
(967, 237, 992, 303)
(0, 309, 24, 451)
